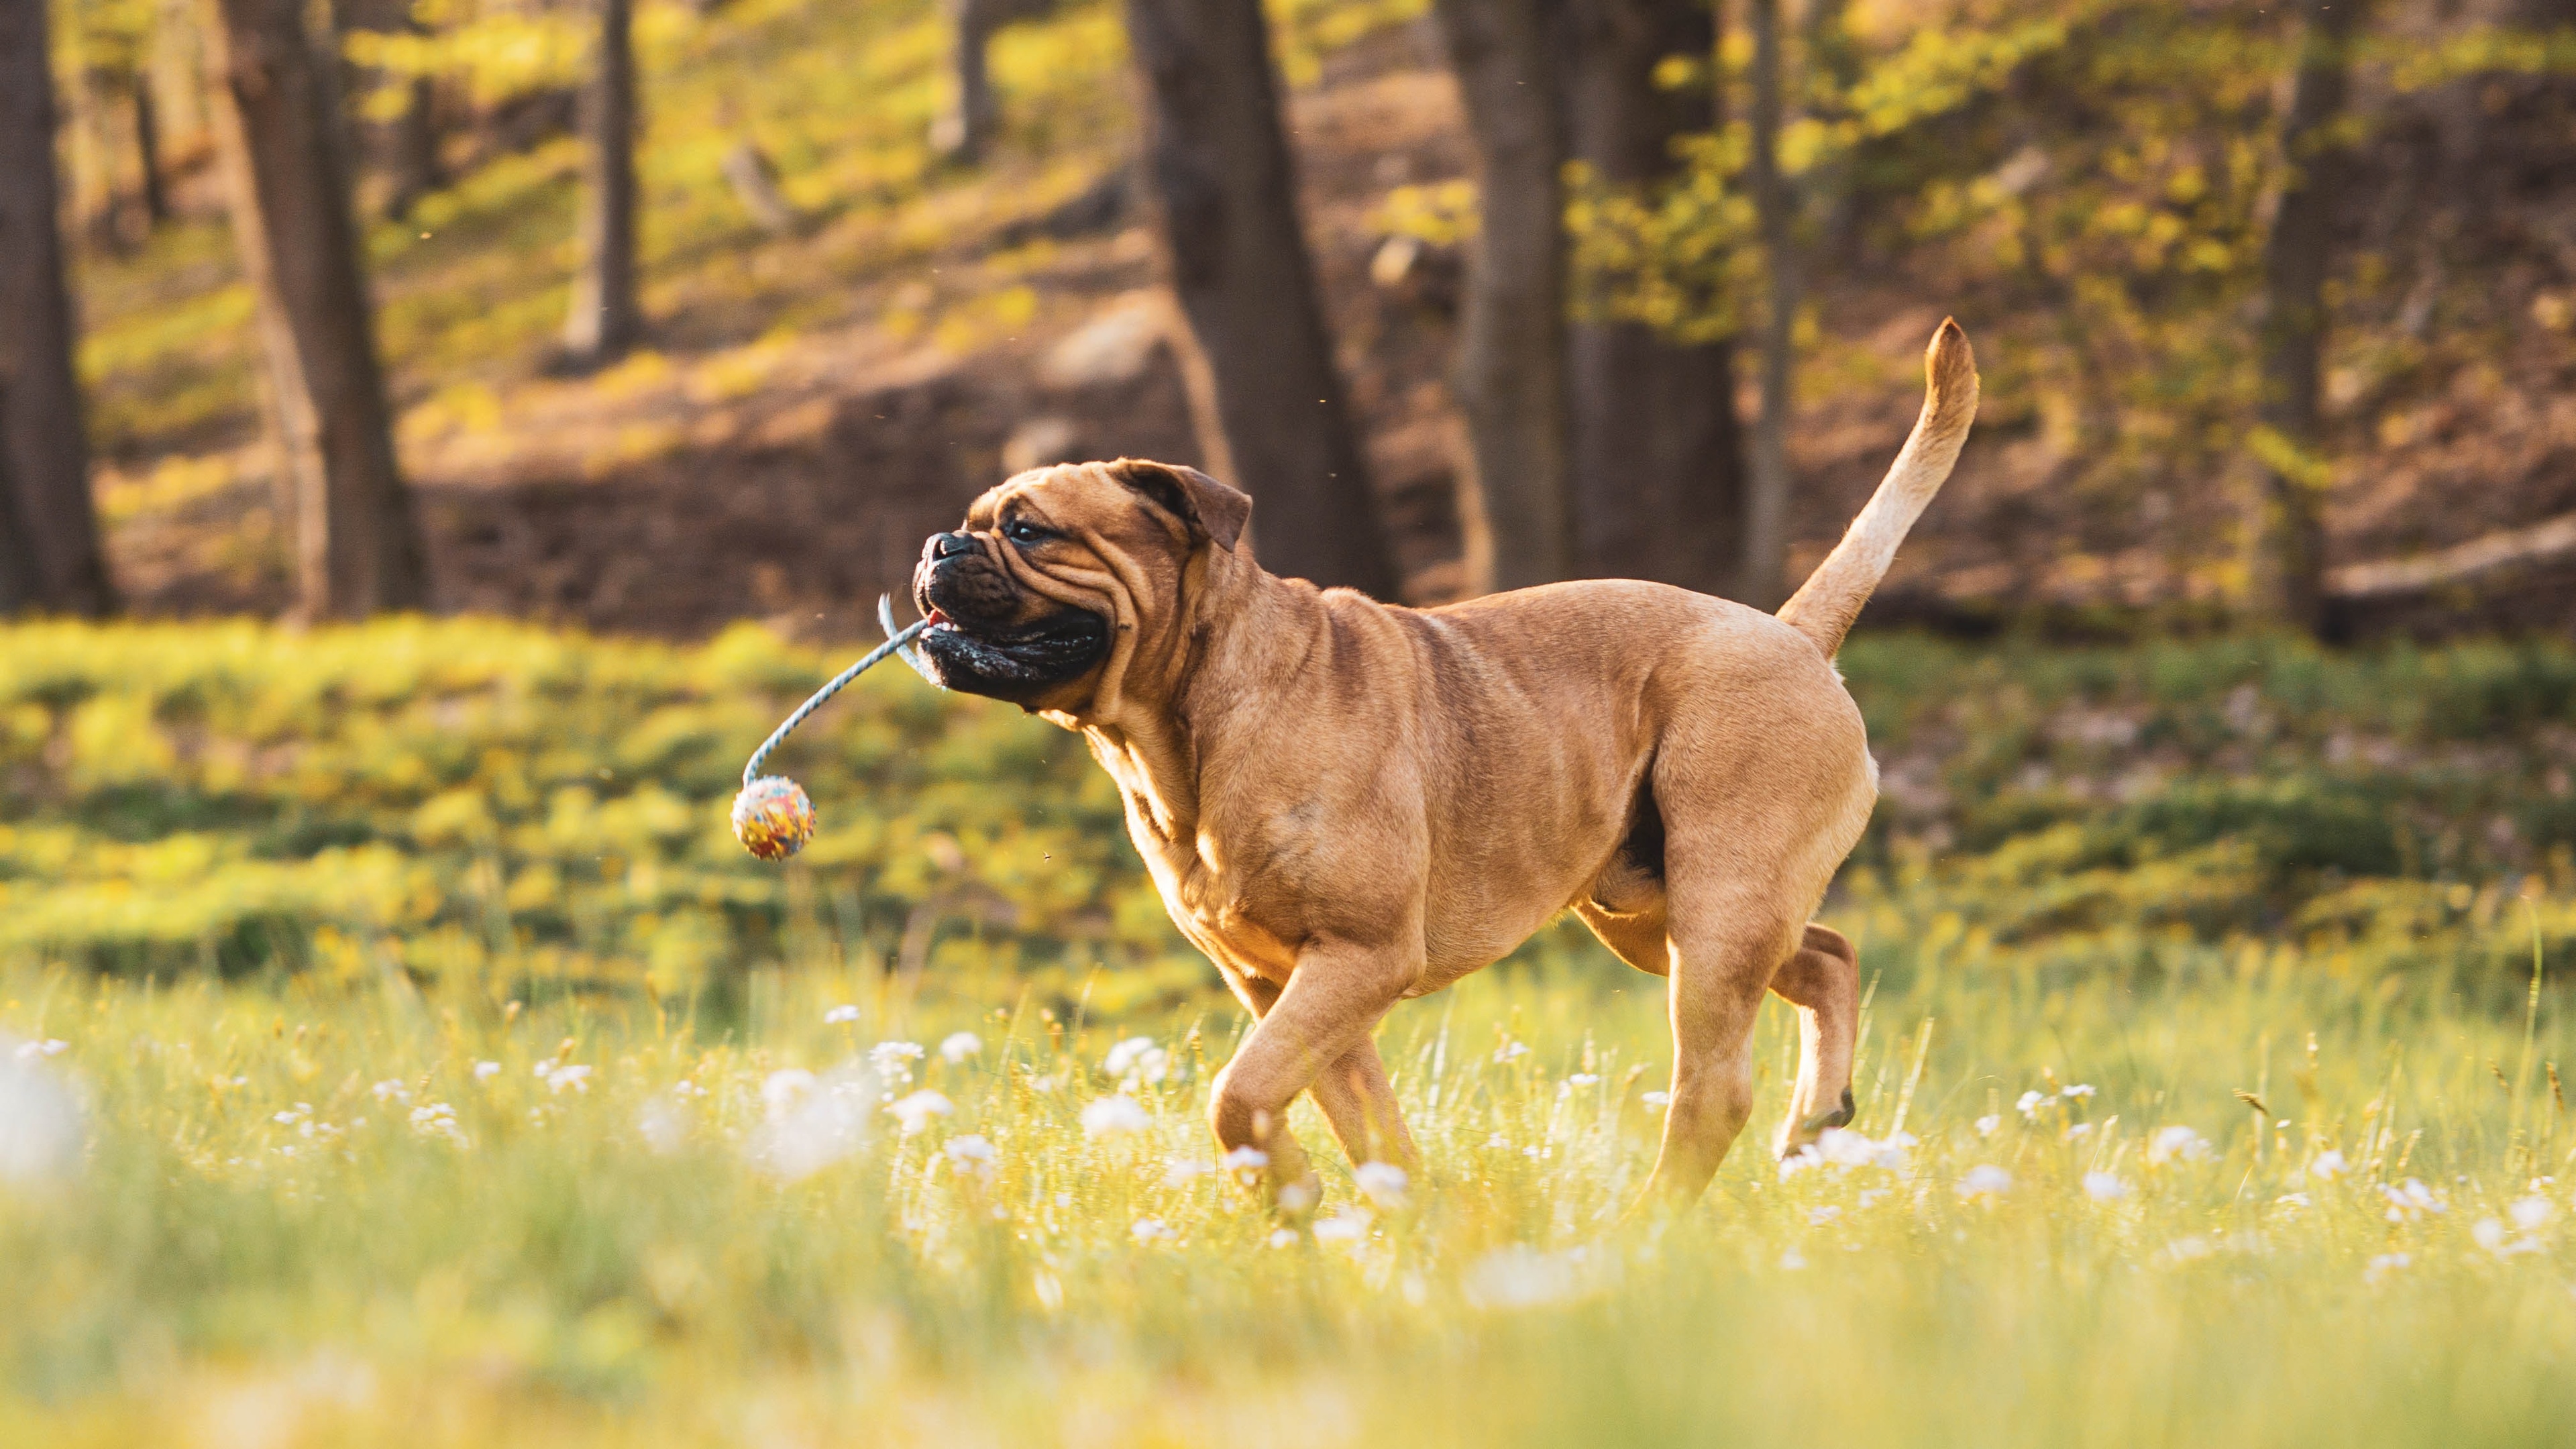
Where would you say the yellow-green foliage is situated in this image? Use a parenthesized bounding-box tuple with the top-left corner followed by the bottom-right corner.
(0, 619, 1205, 1015)
(3, 621, 2572, 1012)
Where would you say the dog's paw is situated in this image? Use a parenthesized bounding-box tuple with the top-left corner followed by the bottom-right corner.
(1774, 1090, 1860, 1159)
(1810, 1088, 1856, 1132)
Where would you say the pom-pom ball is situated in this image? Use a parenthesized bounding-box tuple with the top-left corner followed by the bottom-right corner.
(732, 775, 816, 861)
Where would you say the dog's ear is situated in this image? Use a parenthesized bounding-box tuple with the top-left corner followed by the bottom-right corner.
(1107, 459, 1250, 552)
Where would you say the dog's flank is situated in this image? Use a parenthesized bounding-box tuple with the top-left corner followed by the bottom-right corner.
(1774, 319, 1980, 657)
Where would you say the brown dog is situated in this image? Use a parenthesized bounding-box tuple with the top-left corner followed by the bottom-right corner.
(913, 321, 1977, 1207)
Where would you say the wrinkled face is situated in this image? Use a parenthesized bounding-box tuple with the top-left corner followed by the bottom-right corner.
(910, 459, 1248, 711)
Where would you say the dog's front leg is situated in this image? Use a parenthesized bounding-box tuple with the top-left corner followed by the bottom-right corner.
(1221, 972, 1416, 1175)
(1208, 938, 1417, 1211)
(1309, 1036, 1417, 1172)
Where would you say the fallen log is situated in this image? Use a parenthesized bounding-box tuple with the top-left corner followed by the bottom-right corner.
(2325, 509, 2576, 599)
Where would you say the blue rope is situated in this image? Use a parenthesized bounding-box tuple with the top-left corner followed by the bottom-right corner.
(743, 603, 932, 788)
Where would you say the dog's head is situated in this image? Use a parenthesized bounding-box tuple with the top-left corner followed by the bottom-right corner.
(911, 459, 1251, 713)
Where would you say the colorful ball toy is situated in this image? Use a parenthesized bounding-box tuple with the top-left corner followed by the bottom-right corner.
(729, 598, 933, 861)
(731, 775, 817, 861)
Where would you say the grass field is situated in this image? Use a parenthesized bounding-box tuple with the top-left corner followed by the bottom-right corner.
(5, 619, 2576, 1444)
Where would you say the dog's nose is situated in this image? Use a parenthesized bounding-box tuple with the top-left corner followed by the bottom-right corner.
(928, 532, 976, 561)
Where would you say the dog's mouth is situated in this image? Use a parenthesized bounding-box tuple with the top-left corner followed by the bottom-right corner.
(916, 603, 1111, 703)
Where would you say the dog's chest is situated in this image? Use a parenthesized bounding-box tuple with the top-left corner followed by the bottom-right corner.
(1121, 800, 1301, 985)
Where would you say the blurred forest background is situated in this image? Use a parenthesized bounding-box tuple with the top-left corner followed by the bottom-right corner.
(1, 0, 2570, 643)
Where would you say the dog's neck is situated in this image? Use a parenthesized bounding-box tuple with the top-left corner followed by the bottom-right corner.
(1051, 541, 1324, 848)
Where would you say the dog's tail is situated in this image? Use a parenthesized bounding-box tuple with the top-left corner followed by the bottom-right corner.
(1775, 319, 1978, 657)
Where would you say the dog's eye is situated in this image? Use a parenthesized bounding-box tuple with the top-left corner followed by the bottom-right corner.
(1002, 519, 1048, 545)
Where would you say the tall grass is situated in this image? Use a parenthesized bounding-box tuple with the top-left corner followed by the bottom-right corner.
(5, 930, 2574, 1446)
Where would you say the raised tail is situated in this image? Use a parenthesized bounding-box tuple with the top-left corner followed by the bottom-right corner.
(1776, 319, 1979, 656)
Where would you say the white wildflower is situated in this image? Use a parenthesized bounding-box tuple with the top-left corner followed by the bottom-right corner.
(2365, 1252, 2410, 1283)
(2276, 1192, 2313, 1208)
(945, 1135, 998, 1171)
(2017, 1090, 2050, 1120)
(887, 1089, 953, 1134)
(1493, 1042, 1530, 1063)
(1131, 1217, 1173, 1243)
(1974, 1114, 2002, 1138)
(762, 1069, 818, 1111)
(940, 1032, 983, 1063)
(1462, 1246, 1597, 1309)
(1565, 1073, 1601, 1087)
(2511, 1195, 2554, 1231)
(2473, 1218, 2510, 1252)
(824, 1004, 861, 1025)
(2147, 1125, 2211, 1165)
(1808, 1205, 1841, 1225)
(370, 1079, 411, 1104)
(1267, 1228, 1299, 1249)
(472, 1061, 500, 1081)
(1640, 1091, 1672, 1109)
(543, 1064, 591, 1093)
(1102, 1036, 1170, 1087)
(12, 1040, 68, 1061)
(2063, 1122, 2094, 1140)
(749, 1064, 879, 1181)
(2083, 1171, 2129, 1201)
(409, 1102, 466, 1146)
(1957, 1164, 2013, 1199)
(1163, 1157, 1214, 1185)
(1081, 1094, 1151, 1138)
(1354, 1161, 1410, 1207)
(1778, 1247, 1809, 1271)
(2381, 1178, 2445, 1220)
(635, 1095, 686, 1154)
(1310, 1210, 1370, 1245)
(0, 1034, 84, 1187)
(1221, 1144, 1270, 1177)
(868, 1041, 925, 1085)
(2060, 1083, 2096, 1099)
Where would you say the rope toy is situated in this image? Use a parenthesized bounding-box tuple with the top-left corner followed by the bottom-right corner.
(731, 596, 937, 861)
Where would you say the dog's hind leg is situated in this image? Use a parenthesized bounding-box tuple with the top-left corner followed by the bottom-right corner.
(1769, 924, 1859, 1157)
(1639, 883, 1807, 1206)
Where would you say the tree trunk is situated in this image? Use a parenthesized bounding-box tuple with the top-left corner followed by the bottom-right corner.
(385, 77, 443, 219)
(133, 71, 170, 226)
(564, 0, 641, 367)
(1431, 0, 1571, 592)
(344, 0, 448, 222)
(1564, 0, 1746, 596)
(0, 0, 117, 615)
(1122, 0, 1397, 596)
(2251, 0, 2364, 635)
(205, 0, 428, 616)
(936, 0, 1000, 163)
(1739, 0, 1798, 608)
